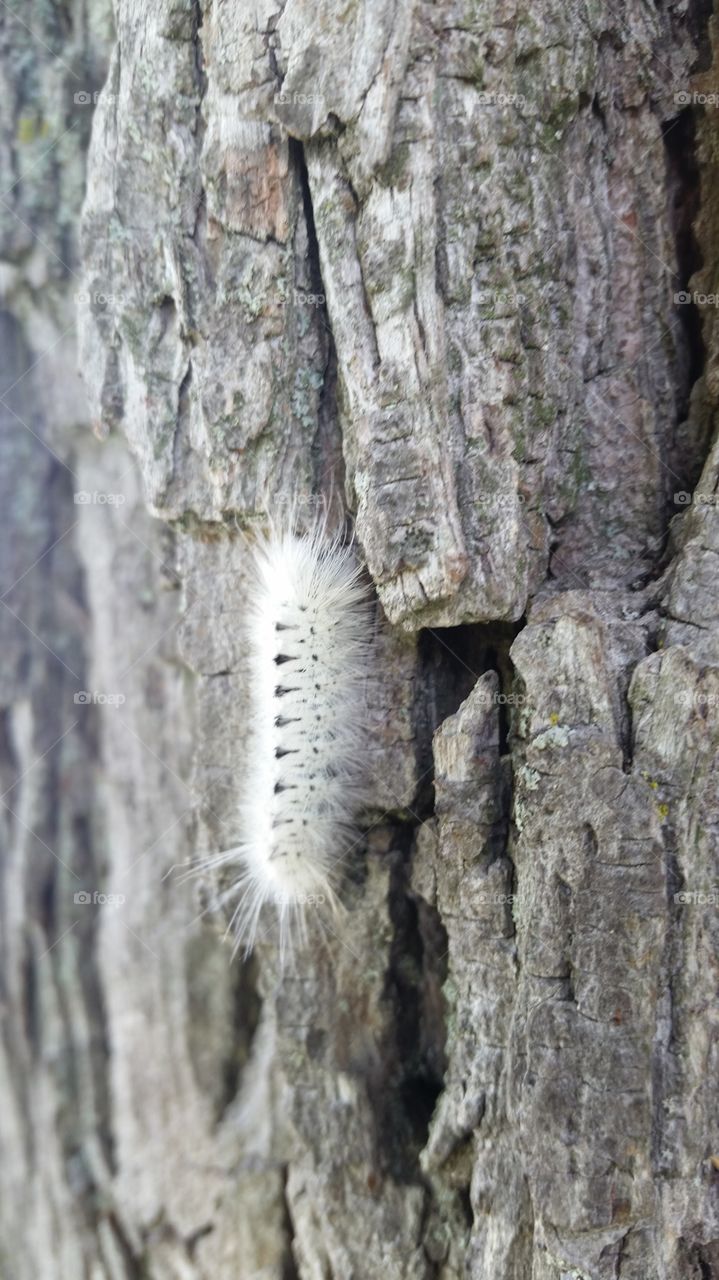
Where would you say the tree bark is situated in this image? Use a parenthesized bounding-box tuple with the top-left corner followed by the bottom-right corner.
(2, 1, 719, 1277)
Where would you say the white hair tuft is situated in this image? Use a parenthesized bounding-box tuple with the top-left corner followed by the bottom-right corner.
(191, 506, 372, 965)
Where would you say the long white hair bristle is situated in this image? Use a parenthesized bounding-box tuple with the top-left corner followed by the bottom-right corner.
(190, 506, 372, 965)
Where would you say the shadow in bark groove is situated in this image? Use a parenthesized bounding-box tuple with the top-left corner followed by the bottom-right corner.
(290, 139, 347, 513)
(280, 1165, 302, 1280)
(663, 105, 708, 498)
(375, 829, 448, 1181)
(419, 619, 525, 775)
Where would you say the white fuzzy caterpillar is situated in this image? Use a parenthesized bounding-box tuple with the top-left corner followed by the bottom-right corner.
(197, 514, 371, 963)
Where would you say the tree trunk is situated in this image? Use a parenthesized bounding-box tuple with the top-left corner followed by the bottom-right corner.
(2, 1, 719, 1277)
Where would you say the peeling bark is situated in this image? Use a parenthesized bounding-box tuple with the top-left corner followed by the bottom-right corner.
(2, 0, 719, 1277)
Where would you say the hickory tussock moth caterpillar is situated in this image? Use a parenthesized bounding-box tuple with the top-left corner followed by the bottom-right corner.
(195, 509, 372, 964)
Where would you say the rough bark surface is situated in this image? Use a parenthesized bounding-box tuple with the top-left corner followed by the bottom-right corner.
(2, 0, 719, 1278)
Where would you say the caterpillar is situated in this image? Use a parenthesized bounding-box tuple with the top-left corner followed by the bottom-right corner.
(195, 510, 372, 964)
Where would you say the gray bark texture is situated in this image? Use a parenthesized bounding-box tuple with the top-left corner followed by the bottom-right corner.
(1, 0, 719, 1277)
